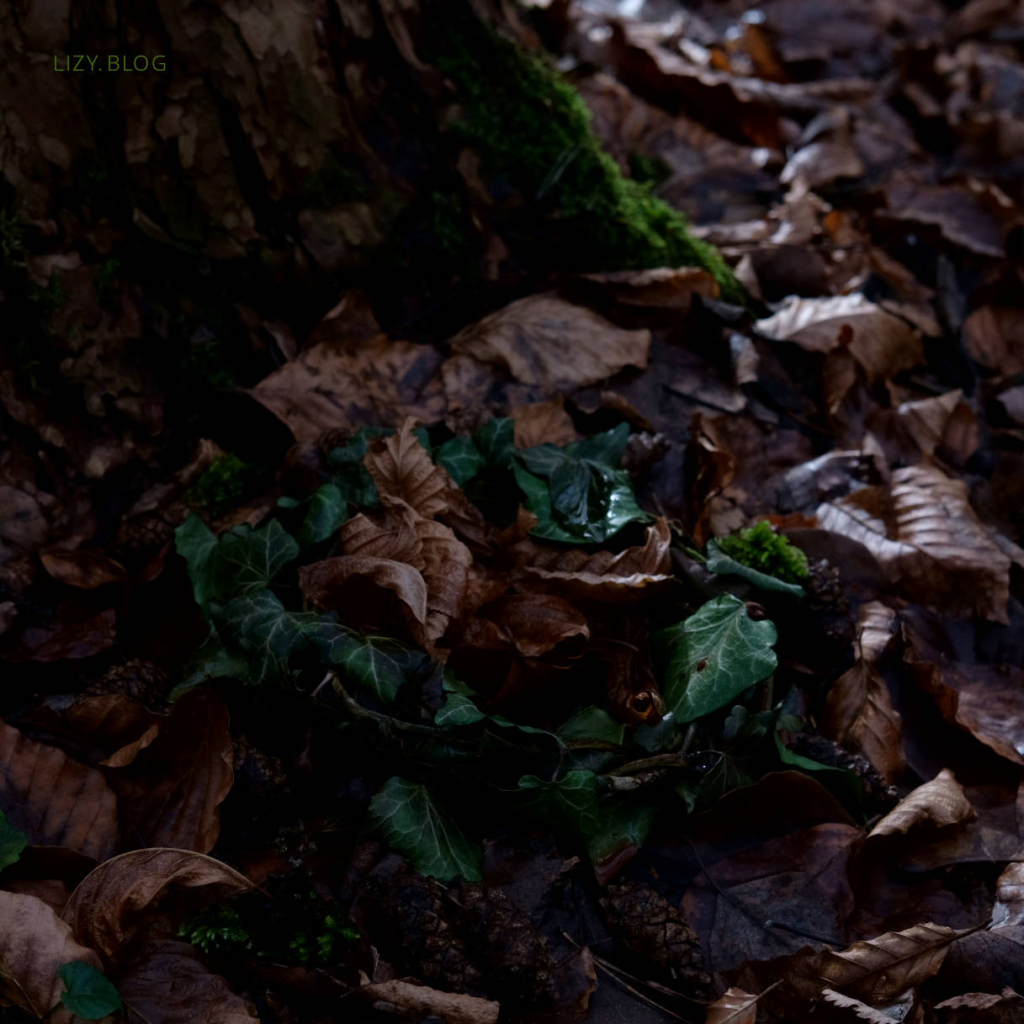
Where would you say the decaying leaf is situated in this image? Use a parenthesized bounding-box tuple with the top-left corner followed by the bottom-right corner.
(0, 892, 103, 1018)
(868, 769, 976, 839)
(63, 849, 254, 963)
(705, 986, 759, 1024)
(299, 555, 429, 625)
(359, 978, 499, 1024)
(365, 419, 458, 519)
(821, 987, 906, 1022)
(824, 602, 903, 783)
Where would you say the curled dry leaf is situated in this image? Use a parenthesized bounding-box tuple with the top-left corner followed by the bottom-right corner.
(824, 602, 904, 784)
(895, 390, 979, 462)
(0, 720, 118, 860)
(448, 293, 651, 393)
(40, 549, 128, 589)
(935, 989, 1024, 1023)
(576, 266, 719, 311)
(360, 978, 499, 1024)
(63, 848, 254, 964)
(249, 334, 446, 443)
(755, 293, 924, 383)
(0, 891, 103, 1018)
(511, 399, 577, 449)
(994, 863, 1024, 928)
(704, 986, 759, 1024)
(479, 595, 589, 658)
(341, 507, 423, 564)
(117, 940, 259, 1024)
(103, 688, 234, 852)
(816, 464, 1011, 623)
(821, 987, 905, 1022)
(365, 419, 458, 519)
(299, 555, 428, 625)
(963, 306, 1024, 376)
(788, 921, 962, 1003)
(868, 769, 976, 839)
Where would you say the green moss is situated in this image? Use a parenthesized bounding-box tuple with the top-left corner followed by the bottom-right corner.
(628, 151, 672, 188)
(187, 454, 262, 517)
(179, 904, 252, 955)
(716, 521, 810, 584)
(428, 19, 742, 301)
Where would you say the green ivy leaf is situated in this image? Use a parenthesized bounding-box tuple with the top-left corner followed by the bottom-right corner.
(473, 417, 515, 468)
(215, 519, 300, 597)
(369, 776, 482, 881)
(435, 436, 486, 486)
(519, 770, 602, 839)
(171, 626, 250, 700)
(58, 961, 123, 1020)
(586, 799, 656, 869)
(326, 427, 391, 507)
(654, 594, 778, 723)
(221, 589, 317, 685)
(297, 483, 346, 547)
(558, 707, 625, 746)
(774, 729, 864, 810)
(706, 539, 805, 597)
(434, 691, 487, 726)
(0, 810, 28, 873)
(174, 514, 219, 612)
(568, 422, 631, 466)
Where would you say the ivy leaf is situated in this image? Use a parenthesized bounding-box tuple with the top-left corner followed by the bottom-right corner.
(654, 595, 778, 723)
(706, 539, 805, 597)
(0, 810, 28, 873)
(774, 728, 864, 811)
(58, 961, 123, 1020)
(174, 514, 219, 612)
(435, 436, 486, 486)
(568, 422, 631, 466)
(558, 707, 626, 746)
(215, 519, 300, 597)
(221, 589, 317, 685)
(297, 483, 346, 547)
(326, 427, 390, 507)
(171, 626, 250, 700)
(435, 676, 562, 746)
(586, 799, 657, 871)
(474, 416, 515, 468)
(435, 691, 487, 726)
(519, 770, 602, 839)
(676, 752, 753, 810)
(369, 777, 482, 881)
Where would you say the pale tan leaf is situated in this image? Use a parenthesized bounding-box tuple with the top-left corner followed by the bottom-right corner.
(365, 418, 457, 519)
(511, 399, 578, 449)
(704, 986, 758, 1024)
(118, 941, 259, 1024)
(963, 305, 1024, 376)
(448, 293, 650, 391)
(869, 769, 975, 839)
(756, 293, 924, 382)
(63, 849, 254, 963)
(992, 863, 1024, 928)
(480, 594, 589, 658)
(816, 464, 1011, 622)
(821, 988, 905, 1022)
(340, 507, 423, 564)
(416, 517, 473, 645)
(299, 555, 428, 624)
(0, 720, 119, 860)
(361, 978, 499, 1024)
(895, 389, 978, 461)
(935, 989, 1024, 1022)
(0, 892, 102, 1017)
(792, 922, 961, 1003)
(824, 602, 904, 783)
(576, 266, 719, 311)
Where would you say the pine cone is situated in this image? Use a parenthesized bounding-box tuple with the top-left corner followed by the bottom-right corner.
(790, 732, 898, 817)
(85, 658, 170, 709)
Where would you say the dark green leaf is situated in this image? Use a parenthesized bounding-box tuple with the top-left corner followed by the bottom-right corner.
(221, 589, 317, 685)
(215, 519, 300, 597)
(435, 691, 487, 726)
(326, 427, 389, 507)
(654, 595, 777, 723)
(174, 514, 219, 612)
(558, 707, 626, 746)
(690, 752, 753, 806)
(774, 729, 864, 809)
(549, 458, 592, 524)
(171, 626, 249, 700)
(58, 961, 122, 1020)
(435, 436, 487, 486)
(297, 483, 346, 547)
(586, 799, 656, 868)
(369, 776, 482, 881)
(0, 810, 28, 873)
(473, 417, 515, 468)
(519, 770, 602, 839)
(706, 539, 805, 597)
(568, 422, 631, 467)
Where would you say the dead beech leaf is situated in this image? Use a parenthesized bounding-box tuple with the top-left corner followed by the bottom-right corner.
(104, 688, 234, 853)
(40, 549, 127, 589)
(903, 627, 1024, 765)
(705, 986, 758, 1024)
(963, 305, 1024, 377)
(576, 266, 719, 311)
(448, 293, 650, 392)
(0, 891, 103, 1018)
(63, 849, 254, 963)
(118, 940, 259, 1024)
(480, 595, 589, 658)
(755, 294, 924, 383)
(0, 720, 118, 860)
(816, 464, 1012, 623)
(790, 922, 961, 1003)
(511, 399, 577, 449)
(299, 555, 428, 624)
(416, 517, 473, 645)
(994, 863, 1024, 929)
(360, 978, 499, 1024)
(869, 770, 975, 839)
(249, 334, 445, 443)
(365, 419, 457, 519)
(895, 390, 978, 462)
(824, 602, 903, 784)
(340, 507, 423, 564)
(935, 989, 1024, 1023)
(820, 988, 903, 1022)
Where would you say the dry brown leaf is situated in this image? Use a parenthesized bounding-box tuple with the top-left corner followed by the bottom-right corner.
(118, 940, 259, 1023)
(755, 294, 924, 383)
(63, 849, 254, 963)
(935, 989, 1024, 1023)
(299, 555, 428, 625)
(576, 266, 719, 311)
(0, 892, 103, 1018)
(790, 922, 961, 1003)
(869, 770, 975, 839)
(993, 863, 1024, 928)
(340, 507, 423, 564)
(704, 986, 759, 1024)
(511, 400, 578, 449)
(416, 518, 473, 645)
(40, 549, 127, 589)
(480, 595, 589, 658)
(816, 464, 1012, 622)
(249, 335, 445, 443)
(824, 602, 904, 784)
(820, 988, 904, 1022)
(963, 305, 1024, 377)
(365, 419, 457, 519)
(895, 390, 979, 462)
(361, 978, 499, 1024)
(448, 293, 650, 392)
(0, 720, 118, 860)
(104, 688, 233, 852)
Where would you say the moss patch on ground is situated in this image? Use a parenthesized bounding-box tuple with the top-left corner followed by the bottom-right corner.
(716, 521, 810, 584)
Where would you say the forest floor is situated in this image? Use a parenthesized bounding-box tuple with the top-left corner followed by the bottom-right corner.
(2, 1, 1024, 1022)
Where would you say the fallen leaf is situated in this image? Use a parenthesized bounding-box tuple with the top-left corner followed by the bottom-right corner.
(360, 978, 499, 1024)
(816, 464, 1012, 622)
(895, 390, 979, 462)
(824, 602, 904, 783)
(448, 293, 651, 393)
(299, 555, 428, 625)
(4, 607, 117, 663)
(994, 863, 1024, 928)
(820, 987, 905, 1022)
(576, 266, 719, 311)
(705, 986, 759, 1024)
(963, 305, 1024, 376)
(935, 989, 1024, 1024)
(479, 594, 589, 658)
(0, 721, 118, 860)
(868, 770, 975, 839)
(0, 892, 103, 1018)
(365, 419, 458, 519)
(511, 399, 578, 449)
(117, 940, 259, 1023)
(63, 849, 254, 963)
(40, 550, 128, 590)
